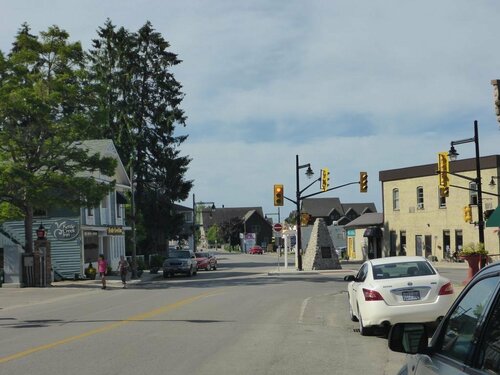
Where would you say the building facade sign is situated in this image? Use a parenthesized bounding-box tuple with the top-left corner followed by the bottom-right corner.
(50, 220, 80, 241)
(107, 226, 124, 235)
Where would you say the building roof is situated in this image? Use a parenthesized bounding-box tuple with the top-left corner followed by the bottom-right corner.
(342, 202, 377, 215)
(379, 154, 500, 182)
(78, 139, 131, 189)
(201, 206, 265, 228)
(301, 198, 377, 217)
(173, 203, 192, 212)
(343, 213, 384, 229)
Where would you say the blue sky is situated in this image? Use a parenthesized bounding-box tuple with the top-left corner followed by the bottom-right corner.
(2, 1, 500, 219)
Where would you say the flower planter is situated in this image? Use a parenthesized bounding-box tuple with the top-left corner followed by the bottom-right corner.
(460, 254, 481, 285)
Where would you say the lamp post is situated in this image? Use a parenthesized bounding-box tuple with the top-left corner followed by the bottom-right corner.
(448, 120, 485, 244)
(265, 207, 281, 223)
(295, 155, 314, 271)
(192, 194, 216, 252)
(129, 166, 138, 279)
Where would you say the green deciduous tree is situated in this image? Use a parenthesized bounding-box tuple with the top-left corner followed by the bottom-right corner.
(206, 224, 221, 246)
(0, 24, 116, 252)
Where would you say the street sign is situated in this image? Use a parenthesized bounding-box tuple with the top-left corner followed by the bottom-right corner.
(273, 223, 283, 232)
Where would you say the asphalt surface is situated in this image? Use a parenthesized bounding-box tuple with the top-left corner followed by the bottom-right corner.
(0, 258, 469, 311)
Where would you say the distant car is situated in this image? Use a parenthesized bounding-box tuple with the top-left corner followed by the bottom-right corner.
(248, 246, 263, 254)
(344, 256, 455, 336)
(195, 252, 217, 271)
(163, 250, 198, 278)
(388, 261, 500, 375)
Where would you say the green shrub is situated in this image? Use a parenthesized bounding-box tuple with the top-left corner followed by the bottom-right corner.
(149, 255, 164, 268)
(460, 242, 488, 256)
(136, 258, 146, 270)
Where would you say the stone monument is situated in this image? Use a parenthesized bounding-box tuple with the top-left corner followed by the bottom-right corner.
(303, 218, 341, 270)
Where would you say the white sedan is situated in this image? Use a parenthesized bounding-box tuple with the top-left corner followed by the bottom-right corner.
(345, 256, 455, 336)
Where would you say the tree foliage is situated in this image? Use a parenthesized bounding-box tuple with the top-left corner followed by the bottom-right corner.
(0, 24, 116, 252)
(219, 217, 244, 248)
(206, 224, 221, 246)
(88, 20, 193, 252)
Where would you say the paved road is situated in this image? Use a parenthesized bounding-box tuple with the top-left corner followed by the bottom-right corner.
(0, 252, 468, 375)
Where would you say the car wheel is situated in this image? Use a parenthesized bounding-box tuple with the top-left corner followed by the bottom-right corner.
(348, 295, 358, 322)
(187, 267, 193, 277)
(358, 306, 373, 336)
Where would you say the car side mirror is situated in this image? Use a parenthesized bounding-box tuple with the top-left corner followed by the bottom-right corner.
(344, 275, 356, 282)
(388, 323, 428, 355)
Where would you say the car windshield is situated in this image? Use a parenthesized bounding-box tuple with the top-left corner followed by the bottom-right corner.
(372, 261, 436, 280)
(168, 251, 191, 259)
(195, 253, 208, 258)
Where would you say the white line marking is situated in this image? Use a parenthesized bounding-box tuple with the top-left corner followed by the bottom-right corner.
(298, 297, 311, 324)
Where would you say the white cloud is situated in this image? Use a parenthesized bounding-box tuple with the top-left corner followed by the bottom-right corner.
(2, 0, 500, 219)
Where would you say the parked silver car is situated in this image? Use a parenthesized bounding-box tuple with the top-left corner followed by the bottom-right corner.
(388, 261, 500, 374)
(163, 250, 198, 278)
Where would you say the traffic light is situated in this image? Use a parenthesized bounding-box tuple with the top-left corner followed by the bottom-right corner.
(437, 152, 449, 195)
(439, 186, 449, 198)
(321, 168, 330, 192)
(463, 205, 472, 223)
(274, 184, 284, 206)
(359, 172, 368, 193)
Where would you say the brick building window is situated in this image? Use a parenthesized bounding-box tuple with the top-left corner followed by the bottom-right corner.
(416, 186, 424, 209)
(469, 182, 478, 205)
(392, 188, 399, 211)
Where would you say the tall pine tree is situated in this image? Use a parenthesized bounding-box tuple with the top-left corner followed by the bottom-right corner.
(88, 20, 192, 252)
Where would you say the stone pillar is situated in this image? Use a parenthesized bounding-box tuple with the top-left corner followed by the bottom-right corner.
(34, 239, 51, 286)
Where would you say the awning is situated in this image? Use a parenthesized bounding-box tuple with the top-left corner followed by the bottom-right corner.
(116, 191, 128, 204)
(486, 206, 500, 227)
(363, 227, 383, 238)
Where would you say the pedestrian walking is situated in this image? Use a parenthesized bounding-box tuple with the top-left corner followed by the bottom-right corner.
(97, 254, 108, 289)
(117, 255, 129, 288)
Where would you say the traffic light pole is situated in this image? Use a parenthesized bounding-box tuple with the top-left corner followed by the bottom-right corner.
(448, 120, 484, 244)
(294, 155, 316, 271)
(296, 155, 303, 271)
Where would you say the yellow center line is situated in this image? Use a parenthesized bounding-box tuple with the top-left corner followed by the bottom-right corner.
(0, 290, 223, 364)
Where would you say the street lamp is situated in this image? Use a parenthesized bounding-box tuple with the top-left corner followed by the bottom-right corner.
(265, 208, 281, 223)
(192, 194, 215, 252)
(296, 155, 314, 271)
(448, 120, 485, 244)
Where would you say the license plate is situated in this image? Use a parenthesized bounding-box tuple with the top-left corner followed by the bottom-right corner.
(402, 290, 420, 301)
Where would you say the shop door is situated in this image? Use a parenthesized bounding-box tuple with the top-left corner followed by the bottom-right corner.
(415, 235, 423, 256)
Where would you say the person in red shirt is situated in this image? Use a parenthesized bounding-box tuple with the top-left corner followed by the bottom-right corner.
(97, 254, 108, 289)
